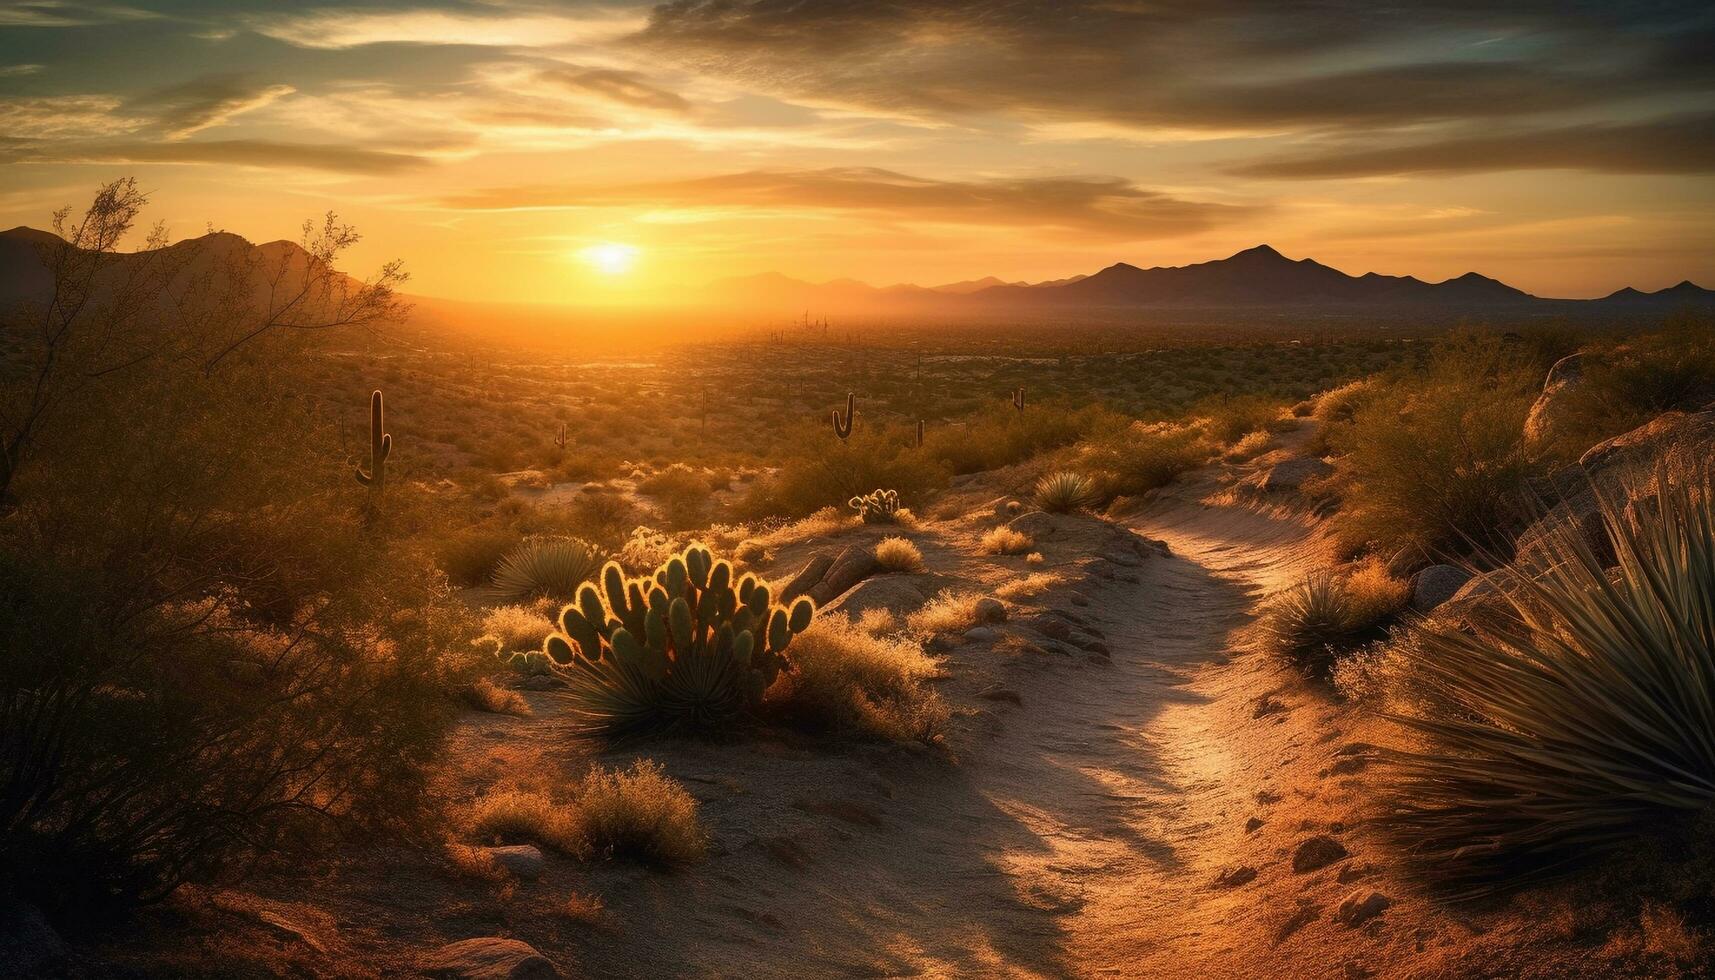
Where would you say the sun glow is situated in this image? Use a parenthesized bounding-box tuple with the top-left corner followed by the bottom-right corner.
(581, 242, 640, 276)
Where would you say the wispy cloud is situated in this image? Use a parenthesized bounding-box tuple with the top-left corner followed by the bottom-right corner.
(125, 74, 296, 140)
(437, 167, 1256, 239)
(3, 138, 433, 175)
(248, 8, 646, 50)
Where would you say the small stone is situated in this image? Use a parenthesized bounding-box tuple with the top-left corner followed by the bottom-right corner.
(963, 626, 1002, 643)
(1335, 890, 1391, 928)
(1244, 817, 1265, 833)
(926, 632, 963, 651)
(486, 845, 543, 880)
(973, 597, 1007, 623)
(422, 937, 558, 979)
(976, 685, 1022, 706)
(1211, 865, 1257, 889)
(1412, 564, 1472, 613)
(1292, 835, 1349, 873)
(1031, 617, 1072, 640)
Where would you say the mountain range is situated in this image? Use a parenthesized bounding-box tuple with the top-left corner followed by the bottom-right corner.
(697, 244, 1714, 316)
(3, 228, 1711, 321)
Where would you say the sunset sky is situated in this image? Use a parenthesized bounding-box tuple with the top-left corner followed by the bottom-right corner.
(2, 0, 1712, 303)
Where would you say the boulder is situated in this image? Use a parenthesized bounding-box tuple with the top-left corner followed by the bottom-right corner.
(807, 547, 881, 606)
(422, 937, 558, 980)
(780, 554, 835, 602)
(1211, 865, 1258, 889)
(1580, 409, 1715, 484)
(828, 574, 934, 619)
(1335, 890, 1392, 928)
(1260, 457, 1333, 493)
(1411, 564, 1471, 613)
(1292, 835, 1349, 873)
(973, 597, 1007, 624)
(486, 845, 543, 881)
(962, 625, 1002, 643)
(0, 901, 65, 977)
(1523, 352, 1585, 450)
(1006, 510, 1063, 541)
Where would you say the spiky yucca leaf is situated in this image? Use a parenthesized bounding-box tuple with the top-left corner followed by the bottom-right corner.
(1034, 470, 1097, 514)
(489, 536, 605, 602)
(1383, 460, 1715, 888)
(1265, 574, 1357, 675)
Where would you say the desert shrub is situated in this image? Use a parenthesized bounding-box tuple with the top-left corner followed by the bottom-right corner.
(980, 526, 1034, 555)
(1342, 560, 1411, 627)
(437, 526, 520, 587)
(1034, 470, 1097, 513)
(637, 463, 714, 529)
(466, 677, 531, 716)
(874, 536, 924, 572)
(738, 423, 946, 521)
(546, 545, 815, 735)
(1380, 461, 1715, 888)
(572, 760, 705, 867)
(922, 402, 1115, 475)
(995, 572, 1063, 601)
(1194, 393, 1288, 445)
(480, 603, 556, 653)
(768, 615, 948, 743)
(464, 789, 582, 854)
(1325, 332, 1544, 559)
(563, 490, 647, 545)
(489, 536, 604, 602)
(1550, 315, 1715, 456)
(1076, 421, 1210, 499)
(1225, 430, 1271, 461)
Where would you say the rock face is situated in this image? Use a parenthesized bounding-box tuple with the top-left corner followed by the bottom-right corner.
(423, 937, 558, 979)
(1411, 564, 1471, 613)
(1292, 835, 1349, 873)
(1523, 352, 1585, 450)
(828, 574, 936, 619)
(1260, 457, 1333, 493)
(1580, 409, 1715, 483)
(780, 554, 834, 602)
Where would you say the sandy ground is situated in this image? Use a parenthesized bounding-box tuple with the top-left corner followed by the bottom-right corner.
(84, 425, 1595, 978)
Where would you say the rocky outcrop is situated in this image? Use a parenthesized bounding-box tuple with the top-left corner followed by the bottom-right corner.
(1523, 352, 1585, 450)
(807, 545, 882, 607)
(1292, 835, 1349, 873)
(1579, 409, 1715, 484)
(828, 574, 938, 618)
(422, 937, 558, 979)
(1411, 564, 1471, 613)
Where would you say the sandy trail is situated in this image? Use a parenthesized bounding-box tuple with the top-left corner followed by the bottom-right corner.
(541, 438, 1356, 979)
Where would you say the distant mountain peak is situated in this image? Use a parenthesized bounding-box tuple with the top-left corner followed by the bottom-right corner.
(1232, 243, 1285, 259)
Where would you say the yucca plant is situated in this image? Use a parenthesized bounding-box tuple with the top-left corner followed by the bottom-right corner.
(543, 544, 814, 735)
(490, 536, 604, 602)
(1034, 470, 1097, 513)
(1382, 460, 1715, 889)
(1265, 574, 1358, 675)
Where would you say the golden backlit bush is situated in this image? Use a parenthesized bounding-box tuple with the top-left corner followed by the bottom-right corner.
(767, 615, 948, 744)
(572, 760, 706, 867)
(979, 526, 1034, 555)
(873, 535, 925, 572)
(1075, 420, 1211, 500)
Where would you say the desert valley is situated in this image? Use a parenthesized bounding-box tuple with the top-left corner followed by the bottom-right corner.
(4, 2, 1715, 978)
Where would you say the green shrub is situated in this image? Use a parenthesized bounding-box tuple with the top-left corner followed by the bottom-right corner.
(545, 545, 814, 735)
(1076, 421, 1210, 499)
(572, 760, 706, 867)
(1549, 314, 1715, 457)
(1034, 470, 1097, 513)
(922, 403, 1113, 475)
(1325, 332, 1544, 559)
(1193, 393, 1288, 445)
(437, 526, 520, 588)
(1381, 461, 1715, 889)
(737, 423, 946, 521)
(490, 536, 605, 602)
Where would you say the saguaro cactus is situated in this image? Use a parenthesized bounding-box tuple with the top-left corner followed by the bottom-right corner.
(1011, 387, 1026, 412)
(916, 418, 925, 448)
(353, 389, 391, 513)
(554, 422, 568, 451)
(831, 391, 855, 440)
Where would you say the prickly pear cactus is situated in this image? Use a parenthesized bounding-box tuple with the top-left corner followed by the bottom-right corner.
(848, 488, 902, 524)
(542, 544, 815, 734)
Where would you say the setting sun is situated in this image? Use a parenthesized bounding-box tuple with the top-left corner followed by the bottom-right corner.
(581, 243, 640, 277)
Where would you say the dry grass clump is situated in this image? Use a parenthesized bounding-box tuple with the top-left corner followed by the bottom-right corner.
(768, 615, 948, 743)
(855, 607, 899, 635)
(995, 572, 1063, 602)
(1342, 559, 1410, 626)
(573, 760, 706, 867)
(463, 761, 706, 866)
(561, 891, 606, 925)
(1224, 430, 1271, 462)
(906, 590, 985, 635)
(1194, 393, 1289, 445)
(873, 536, 925, 572)
(480, 602, 556, 653)
(980, 526, 1034, 555)
(1034, 470, 1097, 513)
(437, 527, 520, 588)
(465, 676, 532, 717)
(444, 841, 508, 882)
(464, 789, 584, 854)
